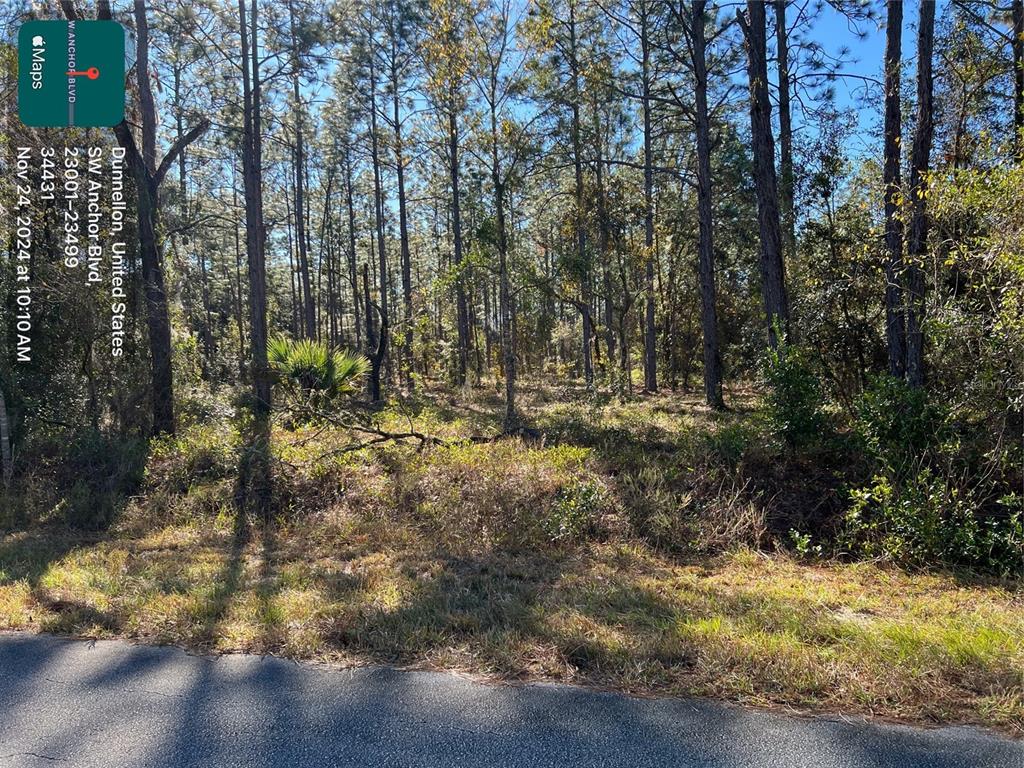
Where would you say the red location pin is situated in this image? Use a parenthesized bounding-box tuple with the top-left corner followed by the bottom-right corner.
(66, 67, 100, 80)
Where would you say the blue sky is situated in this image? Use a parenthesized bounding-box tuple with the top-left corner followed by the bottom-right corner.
(815, 4, 888, 154)
(800, 1, 943, 156)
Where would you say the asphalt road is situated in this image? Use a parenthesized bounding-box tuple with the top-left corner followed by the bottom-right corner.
(0, 632, 1020, 767)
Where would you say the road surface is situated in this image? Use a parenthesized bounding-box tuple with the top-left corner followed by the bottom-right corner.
(0, 632, 1019, 767)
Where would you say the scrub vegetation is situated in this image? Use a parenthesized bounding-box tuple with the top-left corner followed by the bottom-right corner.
(1, 0, 1022, 738)
(2, 384, 1022, 733)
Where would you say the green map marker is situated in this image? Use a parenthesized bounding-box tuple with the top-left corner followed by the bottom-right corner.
(18, 20, 125, 128)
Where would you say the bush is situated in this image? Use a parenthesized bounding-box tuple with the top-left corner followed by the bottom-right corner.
(843, 470, 1023, 575)
(147, 425, 238, 494)
(843, 379, 1022, 575)
(58, 433, 147, 529)
(547, 480, 606, 541)
(268, 336, 369, 413)
(854, 375, 947, 476)
(760, 339, 829, 449)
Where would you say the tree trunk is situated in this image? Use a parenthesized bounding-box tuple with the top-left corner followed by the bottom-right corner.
(344, 146, 362, 351)
(497, 183, 517, 431)
(171, 61, 213, 370)
(641, 0, 657, 392)
(883, 0, 906, 378)
(105, 0, 205, 436)
(905, 0, 935, 388)
(285, 188, 301, 335)
(130, 1, 172, 435)
(593, 102, 616, 385)
(1013, 0, 1023, 156)
(136, 177, 175, 435)
(231, 176, 246, 377)
(318, 169, 335, 344)
(363, 263, 386, 402)
(774, 0, 796, 261)
(239, 0, 270, 415)
(367, 41, 389, 401)
(392, 61, 414, 387)
(0, 385, 12, 492)
(692, 0, 724, 408)
(567, 0, 593, 391)
(488, 89, 518, 431)
(739, 1, 789, 347)
(450, 106, 470, 386)
(289, 0, 315, 339)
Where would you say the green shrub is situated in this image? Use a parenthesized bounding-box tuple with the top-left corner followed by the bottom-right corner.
(854, 375, 947, 476)
(843, 377, 1023, 575)
(268, 336, 369, 412)
(760, 339, 828, 449)
(547, 479, 605, 542)
(843, 471, 1023, 575)
(704, 420, 759, 468)
(147, 425, 238, 494)
(59, 433, 147, 529)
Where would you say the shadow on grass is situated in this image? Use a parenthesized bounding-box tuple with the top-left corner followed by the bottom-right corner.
(0, 431, 151, 596)
(189, 410, 275, 645)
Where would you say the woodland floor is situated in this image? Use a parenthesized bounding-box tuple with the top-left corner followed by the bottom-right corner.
(0, 382, 1021, 735)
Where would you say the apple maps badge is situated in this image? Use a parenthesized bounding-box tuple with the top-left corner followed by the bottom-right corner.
(18, 20, 125, 127)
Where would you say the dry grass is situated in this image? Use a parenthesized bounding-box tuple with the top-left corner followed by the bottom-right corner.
(1, 384, 1022, 734)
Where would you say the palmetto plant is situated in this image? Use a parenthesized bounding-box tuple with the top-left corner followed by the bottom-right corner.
(267, 336, 370, 407)
(267, 335, 440, 451)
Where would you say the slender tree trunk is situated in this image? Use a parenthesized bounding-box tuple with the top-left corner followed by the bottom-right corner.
(285, 190, 300, 335)
(367, 42, 389, 401)
(101, 0, 202, 436)
(318, 169, 335, 344)
(231, 176, 246, 377)
(232, 0, 273, 520)
(641, 0, 657, 392)
(136, 178, 175, 434)
(289, 2, 315, 339)
(497, 185, 517, 431)
(239, 0, 270, 415)
(483, 277, 493, 372)
(0, 385, 12, 492)
(692, 0, 724, 408)
(739, 1, 789, 347)
(774, 0, 796, 261)
(344, 146, 361, 351)
(488, 89, 518, 431)
(127, 1, 173, 435)
(661, 234, 677, 387)
(392, 60, 414, 387)
(449, 106, 470, 386)
(171, 62, 214, 370)
(1013, 0, 1023, 156)
(905, 0, 935, 388)
(616, 245, 632, 400)
(173, 62, 187, 201)
(883, 0, 906, 378)
(363, 263, 386, 402)
(594, 103, 616, 385)
(567, 1, 593, 391)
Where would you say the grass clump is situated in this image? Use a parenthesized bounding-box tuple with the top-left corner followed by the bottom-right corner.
(401, 441, 607, 551)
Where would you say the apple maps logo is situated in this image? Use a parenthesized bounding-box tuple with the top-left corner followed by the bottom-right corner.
(18, 20, 125, 127)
